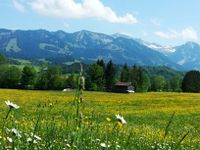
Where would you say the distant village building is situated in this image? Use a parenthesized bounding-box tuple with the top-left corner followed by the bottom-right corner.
(113, 82, 135, 93)
(62, 88, 73, 92)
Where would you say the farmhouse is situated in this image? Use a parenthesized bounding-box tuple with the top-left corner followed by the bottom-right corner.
(113, 82, 135, 93)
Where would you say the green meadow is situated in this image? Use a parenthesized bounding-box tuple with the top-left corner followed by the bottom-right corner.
(0, 89, 199, 149)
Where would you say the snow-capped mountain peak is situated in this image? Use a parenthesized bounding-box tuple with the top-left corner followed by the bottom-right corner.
(112, 33, 133, 39)
(138, 40, 176, 55)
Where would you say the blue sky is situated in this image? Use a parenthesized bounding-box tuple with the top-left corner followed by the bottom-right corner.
(0, 0, 200, 45)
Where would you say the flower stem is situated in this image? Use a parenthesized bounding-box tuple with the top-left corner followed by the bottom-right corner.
(1, 107, 12, 149)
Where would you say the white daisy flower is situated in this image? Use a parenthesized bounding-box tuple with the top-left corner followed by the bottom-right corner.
(115, 114, 127, 124)
(5, 100, 20, 109)
(27, 137, 32, 143)
(33, 140, 38, 144)
(100, 143, 110, 148)
(34, 135, 41, 141)
(66, 144, 71, 148)
(6, 128, 10, 132)
(31, 133, 41, 141)
(96, 139, 100, 142)
(11, 128, 21, 138)
(7, 137, 13, 143)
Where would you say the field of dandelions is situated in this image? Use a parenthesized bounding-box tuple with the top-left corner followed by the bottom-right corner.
(0, 89, 200, 149)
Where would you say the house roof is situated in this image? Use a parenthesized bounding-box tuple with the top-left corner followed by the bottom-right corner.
(115, 82, 132, 86)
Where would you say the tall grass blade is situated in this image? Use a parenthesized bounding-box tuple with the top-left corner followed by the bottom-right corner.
(175, 131, 189, 149)
(164, 112, 175, 139)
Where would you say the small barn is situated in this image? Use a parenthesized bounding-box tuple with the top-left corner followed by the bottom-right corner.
(113, 82, 135, 93)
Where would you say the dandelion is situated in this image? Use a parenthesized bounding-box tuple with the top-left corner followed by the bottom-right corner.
(76, 127, 80, 131)
(115, 114, 126, 124)
(100, 143, 110, 148)
(117, 121, 123, 127)
(5, 100, 19, 109)
(106, 117, 111, 122)
(49, 103, 53, 107)
(84, 121, 89, 125)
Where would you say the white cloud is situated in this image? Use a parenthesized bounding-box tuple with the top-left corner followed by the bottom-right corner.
(181, 27, 198, 41)
(150, 18, 161, 26)
(155, 30, 178, 39)
(29, 0, 138, 24)
(12, 0, 25, 12)
(155, 27, 198, 41)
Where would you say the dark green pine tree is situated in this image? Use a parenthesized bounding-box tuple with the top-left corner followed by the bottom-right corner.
(129, 65, 150, 92)
(96, 59, 105, 71)
(120, 63, 129, 82)
(137, 74, 150, 92)
(129, 65, 141, 91)
(182, 70, 200, 93)
(105, 60, 115, 91)
(85, 64, 104, 91)
(96, 59, 105, 89)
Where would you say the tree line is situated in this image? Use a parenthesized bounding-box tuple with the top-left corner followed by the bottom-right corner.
(86, 60, 200, 93)
(86, 60, 183, 92)
(0, 54, 199, 92)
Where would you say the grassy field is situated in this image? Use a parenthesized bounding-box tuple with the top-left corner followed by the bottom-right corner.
(0, 89, 199, 149)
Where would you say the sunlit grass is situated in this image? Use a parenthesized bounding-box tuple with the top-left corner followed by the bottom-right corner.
(0, 89, 199, 149)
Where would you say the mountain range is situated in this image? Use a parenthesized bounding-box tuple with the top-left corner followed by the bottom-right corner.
(0, 28, 200, 70)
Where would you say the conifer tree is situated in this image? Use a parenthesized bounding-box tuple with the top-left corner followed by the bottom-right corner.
(182, 70, 200, 92)
(105, 60, 115, 91)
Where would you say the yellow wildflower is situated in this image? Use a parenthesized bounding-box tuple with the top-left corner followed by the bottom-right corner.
(117, 121, 123, 128)
(106, 117, 111, 122)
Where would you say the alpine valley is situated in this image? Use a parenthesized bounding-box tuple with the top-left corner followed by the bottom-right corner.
(0, 28, 199, 70)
